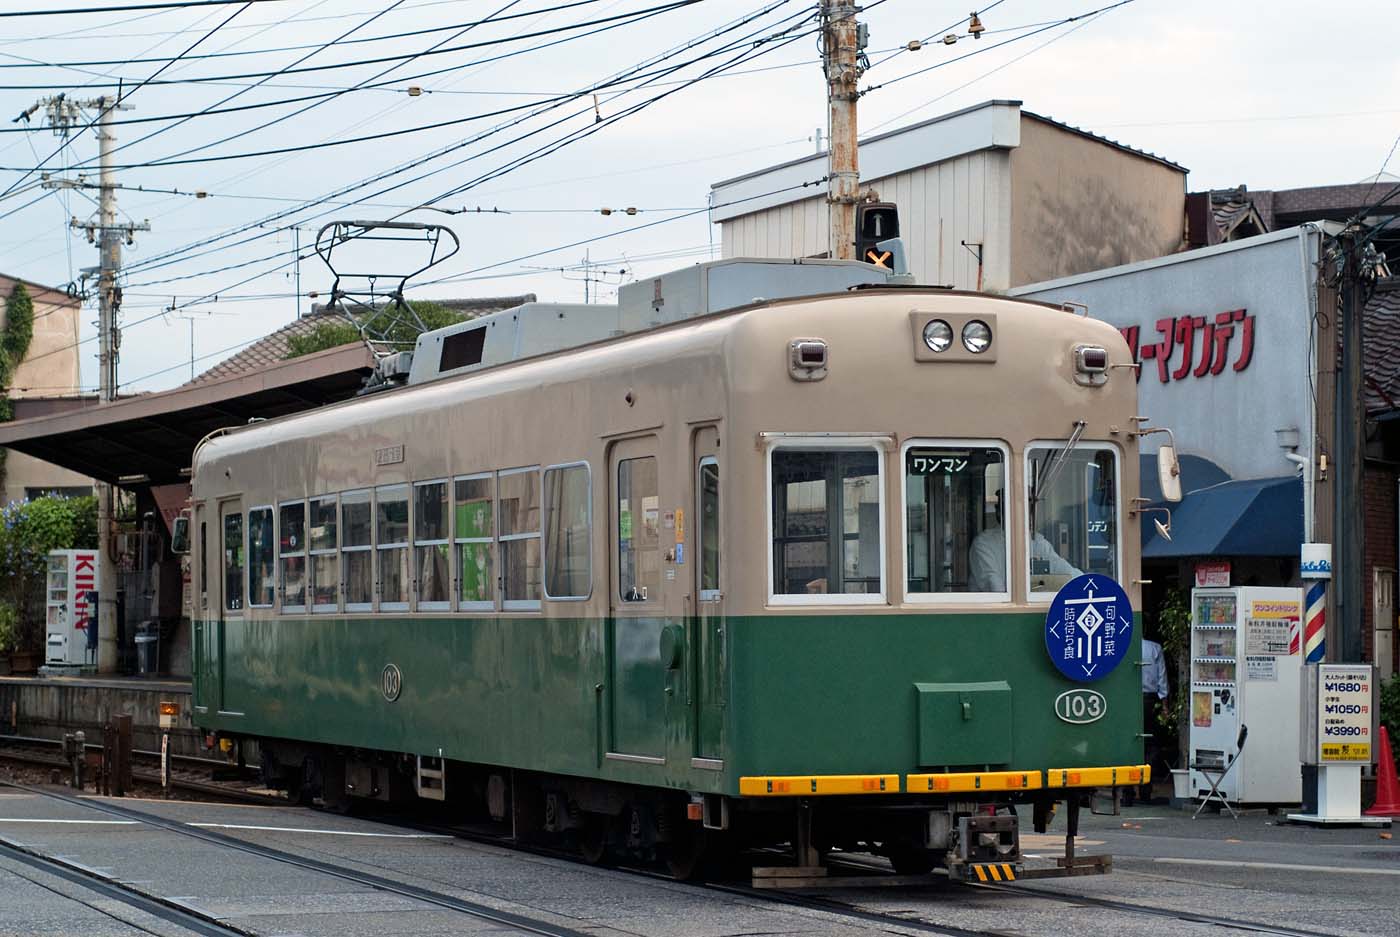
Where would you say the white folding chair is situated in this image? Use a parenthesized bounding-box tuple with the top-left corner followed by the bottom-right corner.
(1191, 724, 1248, 819)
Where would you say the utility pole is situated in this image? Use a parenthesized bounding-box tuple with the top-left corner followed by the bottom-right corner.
(1333, 227, 1377, 663)
(36, 94, 150, 674)
(821, 0, 864, 260)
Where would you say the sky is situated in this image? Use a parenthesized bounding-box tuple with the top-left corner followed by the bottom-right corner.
(0, 0, 1397, 395)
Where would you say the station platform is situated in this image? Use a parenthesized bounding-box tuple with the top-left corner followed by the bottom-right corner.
(0, 673, 203, 758)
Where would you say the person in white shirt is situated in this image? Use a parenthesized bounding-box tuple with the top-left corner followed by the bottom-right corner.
(967, 497, 1081, 592)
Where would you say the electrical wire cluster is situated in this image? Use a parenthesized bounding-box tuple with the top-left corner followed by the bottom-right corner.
(0, 0, 1145, 393)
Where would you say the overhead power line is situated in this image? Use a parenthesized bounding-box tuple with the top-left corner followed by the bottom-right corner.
(0, 0, 285, 17)
(1, 0, 254, 199)
(117, 0, 803, 277)
(0, 0, 686, 90)
(0, 0, 609, 68)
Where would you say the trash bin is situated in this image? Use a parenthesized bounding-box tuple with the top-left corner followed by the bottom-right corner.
(134, 622, 158, 676)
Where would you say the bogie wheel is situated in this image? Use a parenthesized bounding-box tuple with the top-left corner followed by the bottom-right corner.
(661, 821, 710, 880)
(887, 846, 939, 876)
(577, 812, 612, 866)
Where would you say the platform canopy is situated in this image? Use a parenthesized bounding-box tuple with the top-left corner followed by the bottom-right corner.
(0, 343, 375, 486)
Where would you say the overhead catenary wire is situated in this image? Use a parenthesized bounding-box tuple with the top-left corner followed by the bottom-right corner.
(21, 5, 814, 368)
(0, 0, 255, 200)
(0, 0, 614, 68)
(117, 0, 807, 277)
(0, 0, 286, 18)
(124, 18, 815, 290)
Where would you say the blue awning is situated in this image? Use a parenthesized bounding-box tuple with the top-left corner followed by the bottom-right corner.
(1143, 474, 1303, 558)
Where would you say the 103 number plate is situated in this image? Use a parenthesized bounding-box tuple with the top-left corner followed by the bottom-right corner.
(1054, 688, 1106, 724)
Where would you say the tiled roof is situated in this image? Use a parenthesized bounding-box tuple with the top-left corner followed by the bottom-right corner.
(1365, 277, 1400, 415)
(188, 294, 535, 385)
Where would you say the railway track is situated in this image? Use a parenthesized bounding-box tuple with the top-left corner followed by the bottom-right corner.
(0, 778, 603, 937)
(0, 734, 284, 806)
(0, 775, 1351, 937)
(365, 810, 1339, 937)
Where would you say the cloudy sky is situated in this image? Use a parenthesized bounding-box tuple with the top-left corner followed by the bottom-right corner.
(0, 0, 1396, 394)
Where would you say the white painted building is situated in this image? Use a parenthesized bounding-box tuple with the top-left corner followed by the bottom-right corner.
(710, 100, 1187, 292)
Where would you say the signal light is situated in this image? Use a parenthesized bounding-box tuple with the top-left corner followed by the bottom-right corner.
(855, 201, 899, 268)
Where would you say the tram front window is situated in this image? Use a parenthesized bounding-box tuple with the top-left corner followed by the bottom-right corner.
(905, 446, 1007, 596)
(771, 448, 882, 596)
(1025, 445, 1117, 593)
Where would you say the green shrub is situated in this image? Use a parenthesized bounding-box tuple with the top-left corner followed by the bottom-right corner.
(1380, 673, 1400, 746)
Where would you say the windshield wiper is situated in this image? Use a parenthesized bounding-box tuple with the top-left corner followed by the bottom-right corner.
(1030, 420, 1087, 527)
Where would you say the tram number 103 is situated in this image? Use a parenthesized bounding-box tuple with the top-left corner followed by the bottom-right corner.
(1054, 688, 1107, 724)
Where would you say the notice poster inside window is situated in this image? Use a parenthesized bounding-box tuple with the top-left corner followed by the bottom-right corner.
(1195, 561, 1231, 587)
(1245, 599, 1300, 656)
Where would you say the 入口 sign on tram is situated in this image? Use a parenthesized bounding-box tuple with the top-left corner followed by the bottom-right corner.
(1315, 664, 1372, 763)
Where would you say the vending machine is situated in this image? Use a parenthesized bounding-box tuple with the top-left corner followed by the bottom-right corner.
(45, 549, 100, 668)
(1188, 586, 1304, 804)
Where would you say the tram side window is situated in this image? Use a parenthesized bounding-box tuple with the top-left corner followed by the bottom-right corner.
(414, 480, 450, 609)
(280, 501, 307, 611)
(309, 497, 338, 611)
(199, 520, 208, 611)
(342, 491, 373, 611)
(905, 446, 1007, 596)
(771, 448, 882, 597)
(543, 464, 590, 599)
(699, 459, 720, 597)
(247, 507, 275, 608)
(1025, 445, 1118, 593)
(498, 468, 542, 607)
(617, 457, 660, 602)
(223, 512, 243, 611)
(377, 485, 410, 611)
(455, 475, 494, 609)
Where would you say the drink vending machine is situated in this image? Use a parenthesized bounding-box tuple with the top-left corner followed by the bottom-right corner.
(45, 549, 100, 667)
(1188, 586, 1304, 804)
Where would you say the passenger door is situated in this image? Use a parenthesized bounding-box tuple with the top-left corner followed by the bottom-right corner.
(693, 428, 725, 765)
(606, 437, 669, 763)
(213, 499, 242, 715)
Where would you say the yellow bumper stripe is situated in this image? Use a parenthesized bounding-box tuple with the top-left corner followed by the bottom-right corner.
(974, 865, 989, 882)
(988, 864, 1003, 882)
(1045, 764, 1151, 788)
(906, 770, 1042, 793)
(738, 774, 901, 796)
(1003, 863, 1015, 881)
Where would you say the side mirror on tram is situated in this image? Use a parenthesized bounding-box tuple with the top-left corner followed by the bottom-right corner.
(1157, 444, 1182, 503)
(171, 514, 191, 555)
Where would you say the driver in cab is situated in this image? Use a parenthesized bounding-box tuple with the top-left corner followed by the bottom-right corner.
(968, 495, 1080, 592)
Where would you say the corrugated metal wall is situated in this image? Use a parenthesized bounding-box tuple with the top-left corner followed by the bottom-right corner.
(720, 149, 1013, 291)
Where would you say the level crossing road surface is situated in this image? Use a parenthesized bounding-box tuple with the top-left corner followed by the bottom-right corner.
(0, 783, 1397, 937)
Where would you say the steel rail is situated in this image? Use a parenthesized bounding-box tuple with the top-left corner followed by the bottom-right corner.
(0, 835, 253, 937)
(0, 779, 595, 937)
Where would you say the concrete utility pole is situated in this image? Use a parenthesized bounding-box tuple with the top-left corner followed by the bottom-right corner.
(821, 0, 863, 260)
(1334, 227, 1372, 664)
(37, 94, 150, 673)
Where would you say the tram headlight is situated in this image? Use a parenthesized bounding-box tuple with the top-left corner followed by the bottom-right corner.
(922, 319, 952, 353)
(961, 319, 992, 354)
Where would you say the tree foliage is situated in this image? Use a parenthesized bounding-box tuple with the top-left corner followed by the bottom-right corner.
(0, 282, 38, 493)
(0, 495, 98, 653)
(2, 282, 34, 368)
(285, 300, 464, 359)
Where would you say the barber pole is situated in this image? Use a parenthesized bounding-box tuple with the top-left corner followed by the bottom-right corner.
(1303, 581, 1326, 662)
(1300, 543, 1332, 664)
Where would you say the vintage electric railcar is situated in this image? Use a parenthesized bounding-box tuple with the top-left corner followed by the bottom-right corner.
(189, 260, 1152, 879)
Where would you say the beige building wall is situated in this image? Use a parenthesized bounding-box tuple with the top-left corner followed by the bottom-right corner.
(1008, 116, 1186, 286)
(713, 102, 1188, 295)
(0, 275, 93, 503)
(720, 150, 1015, 291)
